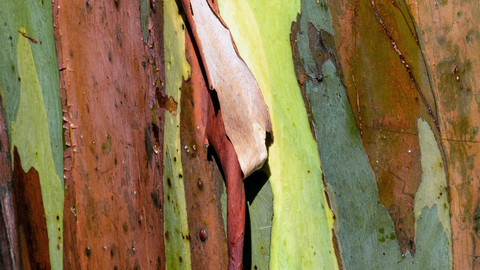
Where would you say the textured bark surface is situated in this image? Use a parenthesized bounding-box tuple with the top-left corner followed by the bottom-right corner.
(53, 0, 166, 268)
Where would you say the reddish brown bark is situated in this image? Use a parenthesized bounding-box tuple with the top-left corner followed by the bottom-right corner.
(52, 0, 166, 268)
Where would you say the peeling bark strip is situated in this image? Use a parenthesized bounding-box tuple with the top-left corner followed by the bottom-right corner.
(180, 0, 272, 178)
(205, 94, 245, 270)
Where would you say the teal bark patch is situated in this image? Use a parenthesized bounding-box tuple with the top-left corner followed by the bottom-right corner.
(244, 170, 273, 270)
(299, 14, 453, 270)
(310, 58, 451, 270)
(295, 0, 452, 268)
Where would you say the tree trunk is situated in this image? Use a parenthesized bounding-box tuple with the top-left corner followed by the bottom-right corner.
(0, 0, 477, 269)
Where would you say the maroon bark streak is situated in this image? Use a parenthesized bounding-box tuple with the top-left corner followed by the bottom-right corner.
(205, 96, 245, 270)
(0, 97, 19, 270)
(13, 148, 51, 270)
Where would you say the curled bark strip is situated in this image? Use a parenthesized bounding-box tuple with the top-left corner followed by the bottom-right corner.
(205, 91, 245, 270)
(182, 4, 246, 266)
(181, 0, 272, 178)
(180, 0, 271, 267)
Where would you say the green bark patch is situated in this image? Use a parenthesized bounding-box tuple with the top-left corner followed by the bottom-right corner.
(218, 0, 338, 269)
(11, 29, 63, 270)
(141, 0, 150, 43)
(0, 0, 63, 187)
(163, 0, 191, 269)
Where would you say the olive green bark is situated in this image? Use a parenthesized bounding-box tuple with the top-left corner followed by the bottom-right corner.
(163, 0, 191, 269)
(0, 1, 63, 268)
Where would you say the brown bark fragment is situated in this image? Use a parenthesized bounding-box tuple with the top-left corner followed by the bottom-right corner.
(156, 93, 178, 116)
(290, 15, 317, 141)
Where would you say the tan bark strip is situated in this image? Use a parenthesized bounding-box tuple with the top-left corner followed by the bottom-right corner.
(180, 0, 272, 178)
